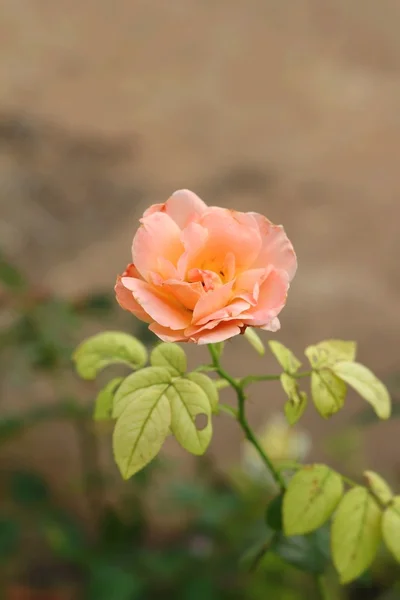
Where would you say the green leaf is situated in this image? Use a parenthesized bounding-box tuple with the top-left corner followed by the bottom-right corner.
(331, 487, 382, 583)
(266, 494, 284, 531)
(269, 341, 301, 374)
(273, 526, 331, 574)
(94, 377, 123, 421)
(150, 342, 187, 376)
(333, 362, 391, 420)
(113, 387, 171, 479)
(310, 370, 347, 418)
(0, 516, 20, 558)
(284, 396, 308, 425)
(305, 340, 356, 369)
(283, 464, 344, 536)
(88, 563, 142, 600)
(73, 331, 147, 380)
(244, 328, 265, 355)
(112, 367, 172, 418)
(382, 497, 400, 562)
(186, 372, 219, 412)
(166, 378, 213, 455)
(363, 471, 393, 505)
(10, 471, 49, 507)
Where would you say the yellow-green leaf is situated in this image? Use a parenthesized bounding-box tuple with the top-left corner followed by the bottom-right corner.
(112, 367, 172, 418)
(244, 328, 265, 356)
(113, 387, 171, 479)
(305, 340, 356, 369)
(94, 377, 123, 421)
(281, 373, 303, 406)
(333, 362, 391, 420)
(186, 372, 219, 412)
(331, 487, 382, 583)
(166, 378, 213, 455)
(363, 471, 393, 505)
(284, 396, 308, 426)
(150, 343, 187, 376)
(310, 370, 347, 418)
(283, 464, 344, 536)
(382, 497, 400, 562)
(73, 331, 147, 380)
(269, 341, 301, 374)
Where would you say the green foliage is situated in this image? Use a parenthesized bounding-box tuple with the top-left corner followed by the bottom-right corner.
(269, 341, 301, 374)
(244, 328, 265, 355)
(331, 487, 382, 583)
(363, 471, 393, 506)
(10, 470, 50, 508)
(305, 340, 356, 369)
(272, 527, 331, 575)
(113, 385, 172, 479)
(332, 362, 391, 419)
(150, 342, 187, 375)
(0, 515, 20, 558)
(283, 465, 344, 536)
(94, 377, 123, 421)
(310, 369, 347, 418)
(73, 331, 147, 379)
(266, 494, 284, 532)
(109, 353, 216, 477)
(382, 497, 400, 563)
(280, 373, 308, 425)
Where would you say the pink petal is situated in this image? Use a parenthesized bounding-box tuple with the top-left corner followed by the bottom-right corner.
(177, 222, 208, 278)
(242, 269, 289, 326)
(164, 189, 208, 228)
(187, 268, 222, 292)
(250, 213, 297, 280)
(132, 212, 183, 281)
(234, 267, 271, 306)
(149, 323, 188, 342)
(114, 264, 152, 323)
(191, 299, 250, 328)
(259, 317, 281, 332)
(160, 280, 203, 311)
(197, 208, 262, 271)
(194, 321, 243, 344)
(121, 277, 191, 330)
(192, 281, 234, 324)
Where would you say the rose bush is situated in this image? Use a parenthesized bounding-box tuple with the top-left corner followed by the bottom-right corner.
(115, 189, 297, 344)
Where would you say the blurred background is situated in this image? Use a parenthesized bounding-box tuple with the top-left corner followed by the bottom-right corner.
(0, 1, 399, 598)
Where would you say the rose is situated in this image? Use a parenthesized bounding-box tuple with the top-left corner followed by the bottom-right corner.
(115, 189, 297, 344)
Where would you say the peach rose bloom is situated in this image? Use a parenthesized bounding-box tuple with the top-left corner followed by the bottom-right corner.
(115, 190, 297, 344)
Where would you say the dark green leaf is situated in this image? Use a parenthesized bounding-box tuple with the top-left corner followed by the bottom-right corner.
(10, 470, 49, 507)
(266, 494, 284, 532)
(0, 516, 20, 558)
(273, 526, 330, 574)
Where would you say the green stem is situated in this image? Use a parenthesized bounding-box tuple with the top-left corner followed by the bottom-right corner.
(241, 370, 312, 388)
(316, 574, 331, 600)
(208, 344, 287, 491)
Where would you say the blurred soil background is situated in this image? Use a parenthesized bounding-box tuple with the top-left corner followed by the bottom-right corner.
(0, 0, 399, 512)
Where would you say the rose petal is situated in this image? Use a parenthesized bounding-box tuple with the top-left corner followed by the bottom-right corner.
(164, 189, 208, 228)
(191, 299, 250, 328)
(234, 267, 271, 305)
(132, 212, 183, 281)
(149, 322, 188, 343)
(160, 280, 204, 311)
(192, 281, 234, 324)
(250, 213, 297, 280)
(121, 277, 191, 330)
(194, 321, 243, 344)
(242, 269, 288, 326)
(196, 208, 262, 271)
(114, 264, 152, 323)
(177, 222, 208, 278)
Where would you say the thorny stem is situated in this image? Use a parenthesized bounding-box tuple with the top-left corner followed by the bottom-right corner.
(208, 344, 287, 491)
